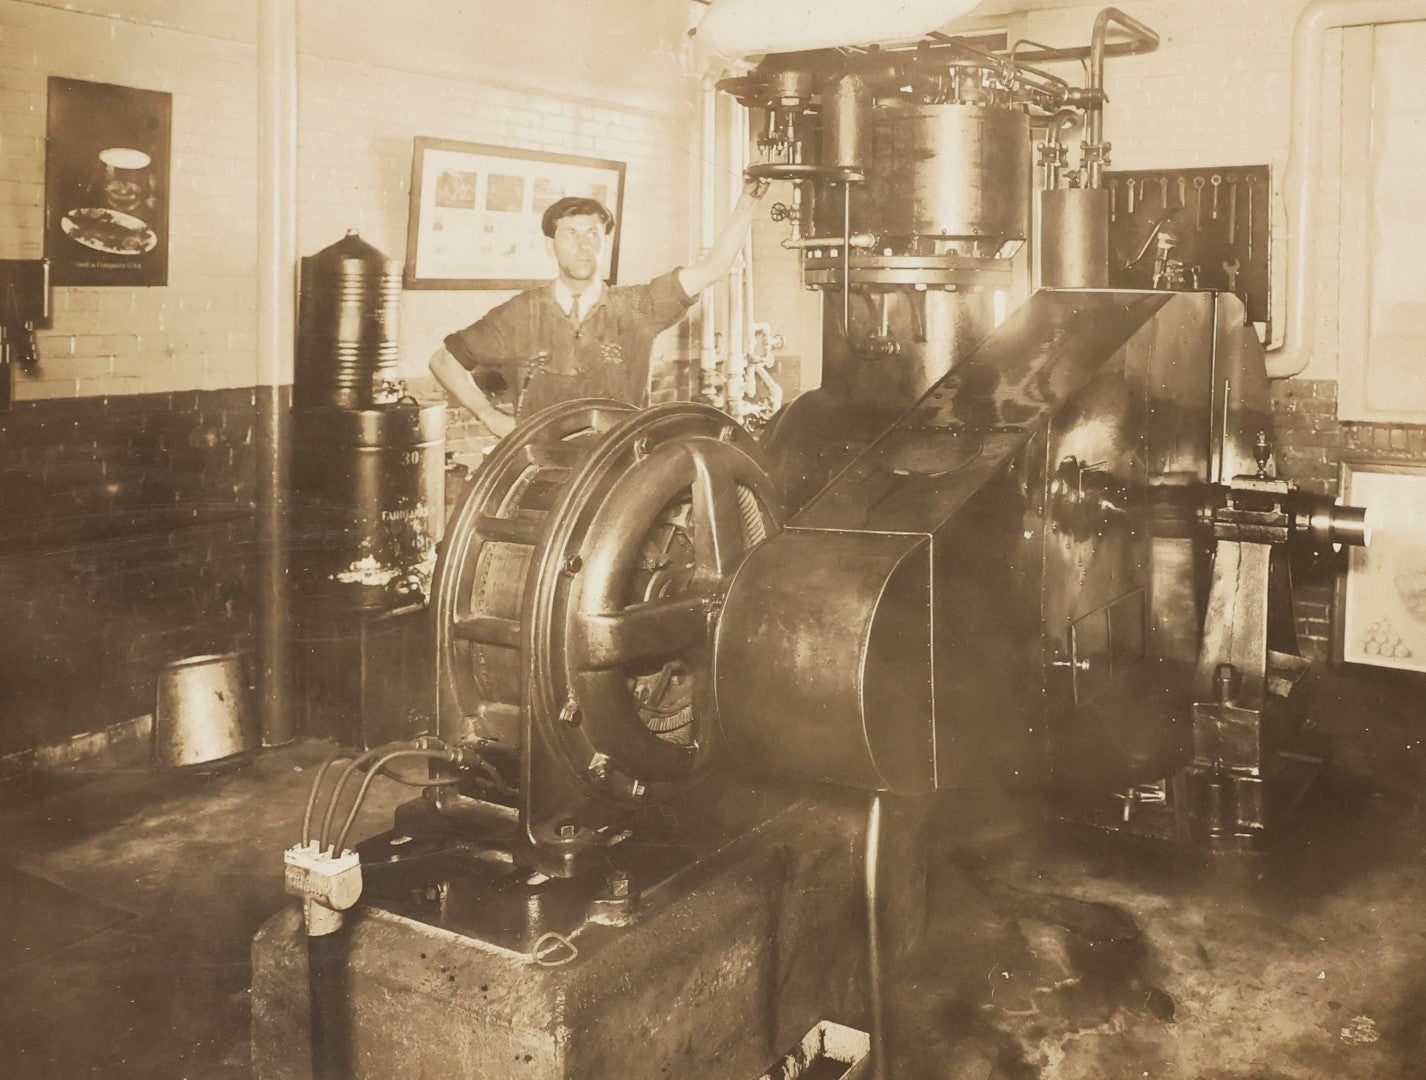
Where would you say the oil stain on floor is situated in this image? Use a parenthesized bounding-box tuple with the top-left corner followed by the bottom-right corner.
(884, 774, 1426, 1080)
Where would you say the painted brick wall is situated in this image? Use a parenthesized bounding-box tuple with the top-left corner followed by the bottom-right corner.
(994, 0, 1349, 384)
(1, 1, 700, 403)
(0, 387, 261, 758)
(0, 0, 705, 757)
(2, 2, 262, 398)
(293, 54, 697, 395)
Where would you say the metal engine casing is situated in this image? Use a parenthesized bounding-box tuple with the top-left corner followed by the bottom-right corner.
(716, 288, 1273, 796)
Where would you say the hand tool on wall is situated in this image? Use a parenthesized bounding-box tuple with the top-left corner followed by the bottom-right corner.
(1226, 175, 1239, 245)
(1210, 174, 1221, 219)
(1158, 176, 1168, 207)
(1110, 178, 1118, 222)
(1126, 177, 1137, 215)
(1177, 175, 1187, 210)
(1194, 176, 1205, 228)
(1222, 258, 1240, 293)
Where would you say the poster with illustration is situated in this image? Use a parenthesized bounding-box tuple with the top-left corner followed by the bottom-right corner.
(404, 137, 625, 290)
(44, 77, 171, 287)
(1337, 461, 1426, 673)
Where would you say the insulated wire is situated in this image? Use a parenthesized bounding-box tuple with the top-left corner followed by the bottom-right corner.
(332, 749, 456, 853)
(301, 746, 353, 847)
(317, 741, 413, 851)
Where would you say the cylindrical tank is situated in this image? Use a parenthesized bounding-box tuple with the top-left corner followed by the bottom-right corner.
(1039, 188, 1110, 288)
(822, 73, 872, 173)
(880, 104, 1030, 254)
(812, 103, 1031, 257)
(290, 403, 447, 611)
(295, 230, 402, 409)
(154, 653, 257, 767)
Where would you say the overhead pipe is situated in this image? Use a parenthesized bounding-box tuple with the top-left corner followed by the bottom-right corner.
(1268, 0, 1426, 378)
(256, 0, 296, 747)
(1084, 8, 1160, 189)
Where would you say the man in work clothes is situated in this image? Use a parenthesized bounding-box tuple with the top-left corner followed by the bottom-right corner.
(429, 178, 769, 436)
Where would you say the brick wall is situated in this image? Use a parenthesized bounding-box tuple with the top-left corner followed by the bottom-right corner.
(1272, 378, 1426, 665)
(0, 0, 705, 756)
(1, 0, 700, 402)
(0, 388, 261, 757)
(293, 54, 698, 396)
(2, 5, 262, 397)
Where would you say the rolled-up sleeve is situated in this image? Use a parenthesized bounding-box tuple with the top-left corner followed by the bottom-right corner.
(643, 269, 696, 332)
(444, 303, 516, 400)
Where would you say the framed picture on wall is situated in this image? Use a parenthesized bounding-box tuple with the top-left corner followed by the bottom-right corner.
(44, 77, 171, 287)
(404, 137, 626, 290)
(1334, 459, 1426, 674)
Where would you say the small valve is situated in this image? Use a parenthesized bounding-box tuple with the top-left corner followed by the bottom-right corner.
(769, 201, 795, 223)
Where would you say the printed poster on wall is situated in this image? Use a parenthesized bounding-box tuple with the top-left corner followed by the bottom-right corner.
(44, 77, 172, 287)
(404, 137, 626, 290)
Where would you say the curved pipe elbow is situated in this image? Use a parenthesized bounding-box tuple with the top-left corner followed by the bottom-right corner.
(1271, 0, 1426, 377)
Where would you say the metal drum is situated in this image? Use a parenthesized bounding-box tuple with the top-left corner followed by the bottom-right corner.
(154, 653, 256, 767)
(290, 402, 447, 611)
(1039, 187, 1110, 288)
(875, 104, 1029, 254)
(295, 230, 402, 409)
(807, 103, 1030, 257)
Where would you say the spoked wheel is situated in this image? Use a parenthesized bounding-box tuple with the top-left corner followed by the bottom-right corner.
(432, 400, 781, 861)
(433, 399, 636, 800)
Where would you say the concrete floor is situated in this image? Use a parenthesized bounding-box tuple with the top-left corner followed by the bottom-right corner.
(0, 669, 1422, 1079)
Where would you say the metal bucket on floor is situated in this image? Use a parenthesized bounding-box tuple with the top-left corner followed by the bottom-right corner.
(154, 653, 257, 767)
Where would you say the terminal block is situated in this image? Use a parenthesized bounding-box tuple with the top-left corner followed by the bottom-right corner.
(284, 842, 363, 937)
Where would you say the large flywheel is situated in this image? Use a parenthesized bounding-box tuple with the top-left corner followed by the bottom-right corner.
(433, 401, 781, 867)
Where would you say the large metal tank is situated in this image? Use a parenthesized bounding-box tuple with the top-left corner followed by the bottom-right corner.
(855, 104, 1031, 256)
(290, 403, 446, 612)
(295, 229, 402, 409)
(290, 231, 445, 747)
(290, 230, 446, 612)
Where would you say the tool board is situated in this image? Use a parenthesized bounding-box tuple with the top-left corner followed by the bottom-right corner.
(1105, 165, 1271, 342)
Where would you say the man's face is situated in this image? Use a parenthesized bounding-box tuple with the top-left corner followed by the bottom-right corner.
(547, 213, 606, 285)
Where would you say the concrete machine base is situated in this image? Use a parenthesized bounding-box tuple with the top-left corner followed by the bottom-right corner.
(252, 792, 924, 1079)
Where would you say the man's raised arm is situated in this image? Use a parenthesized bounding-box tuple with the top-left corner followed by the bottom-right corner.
(677, 177, 770, 298)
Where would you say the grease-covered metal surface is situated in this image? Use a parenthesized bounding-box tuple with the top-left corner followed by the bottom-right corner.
(722, 290, 1243, 795)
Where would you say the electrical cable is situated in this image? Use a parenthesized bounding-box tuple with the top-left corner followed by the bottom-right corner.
(301, 745, 353, 847)
(332, 748, 456, 853)
(316, 741, 414, 851)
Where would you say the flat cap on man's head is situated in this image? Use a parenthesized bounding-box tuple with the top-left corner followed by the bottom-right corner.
(541, 197, 615, 238)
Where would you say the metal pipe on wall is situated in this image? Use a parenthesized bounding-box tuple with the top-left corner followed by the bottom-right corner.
(256, 0, 296, 747)
(740, 106, 756, 420)
(726, 99, 749, 418)
(1085, 8, 1159, 189)
(1267, 0, 1426, 377)
(699, 73, 721, 406)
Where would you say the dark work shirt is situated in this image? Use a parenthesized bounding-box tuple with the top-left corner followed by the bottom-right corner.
(442, 269, 695, 417)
